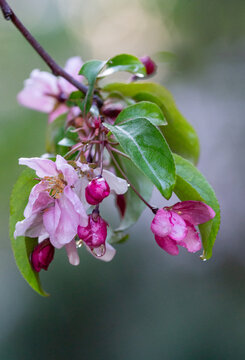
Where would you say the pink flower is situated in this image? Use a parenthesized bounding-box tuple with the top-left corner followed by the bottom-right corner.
(31, 238, 55, 272)
(151, 201, 215, 255)
(17, 56, 83, 122)
(14, 155, 88, 266)
(85, 177, 110, 205)
(140, 56, 156, 75)
(77, 212, 116, 262)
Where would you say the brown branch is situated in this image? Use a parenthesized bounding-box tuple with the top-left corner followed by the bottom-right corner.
(0, 0, 103, 107)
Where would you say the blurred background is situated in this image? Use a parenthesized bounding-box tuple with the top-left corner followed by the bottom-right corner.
(0, 0, 245, 358)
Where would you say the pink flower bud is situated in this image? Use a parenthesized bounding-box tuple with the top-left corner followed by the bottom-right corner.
(102, 103, 123, 121)
(85, 177, 110, 205)
(116, 194, 126, 217)
(77, 213, 108, 249)
(140, 56, 157, 75)
(31, 239, 55, 272)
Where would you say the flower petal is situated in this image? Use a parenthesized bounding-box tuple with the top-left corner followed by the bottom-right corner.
(168, 211, 188, 242)
(48, 104, 68, 123)
(85, 243, 116, 262)
(55, 155, 78, 186)
(155, 235, 179, 256)
(179, 222, 202, 253)
(96, 169, 128, 195)
(17, 69, 59, 112)
(172, 201, 216, 225)
(65, 240, 80, 266)
(43, 202, 62, 248)
(24, 181, 53, 218)
(150, 208, 172, 238)
(19, 157, 58, 178)
(59, 56, 83, 94)
(14, 212, 46, 239)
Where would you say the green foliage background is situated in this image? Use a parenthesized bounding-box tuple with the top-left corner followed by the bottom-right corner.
(0, 0, 245, 359)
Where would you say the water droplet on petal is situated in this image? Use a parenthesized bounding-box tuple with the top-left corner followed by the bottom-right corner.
(92, 244, 106, 257)
(76, 239, 83, 248)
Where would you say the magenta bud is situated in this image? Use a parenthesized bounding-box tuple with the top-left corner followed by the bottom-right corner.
(31, 239, 55, 272)
(77, 214, 108, 249)
(85, 177, 110, 205)
(116, 194, 126, 218)
(102, 103, 123, 120)
(140, 56, 156, 75)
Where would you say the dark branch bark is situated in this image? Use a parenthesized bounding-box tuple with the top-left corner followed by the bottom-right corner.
(0, 0, 103, 107)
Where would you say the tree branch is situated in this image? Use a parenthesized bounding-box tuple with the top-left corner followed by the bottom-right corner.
(0, 0, 103, 107)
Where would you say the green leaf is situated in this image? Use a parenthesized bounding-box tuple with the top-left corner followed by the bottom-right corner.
(105, 118, 175, 199)
(101, 54, 146, 78)
(66, 90, 84, 108)
(79, 60, 106, 114)
(107, 227, 129, 245)
(173, 154, 220, 260)
(115, 101, 167, 126)
(46, 113, 67, 155)
(116, 156, 153, 231)
(103, 82, 200, 165)
(58, 137, 76, 147)
(9, 169, 48, 296)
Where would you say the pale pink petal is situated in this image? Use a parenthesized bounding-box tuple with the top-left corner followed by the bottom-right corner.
(179, 222, 202, 253)
(17, 69, 59, 112)
(59, 56, 83, 94)
(155, 235, 179, 256)
(65, 240, 80, 266)
(55, 155, 78, 186)
(24, 182, 53, 218)
(97, 169, 128, 195)
(48, 104, 68, 123)
(150, 209, 172, 238)
(14, 212, 46, 239)
(172, 201, 216, 225)
(85, 243, 116, 262)
(67, 106, 81, 121)
(168, 211, 188, 242)
(73, 176, 90, 210)
(64, 187, 88, 227)
(43, 202, 62, 248)
(19, 157, 58, 178)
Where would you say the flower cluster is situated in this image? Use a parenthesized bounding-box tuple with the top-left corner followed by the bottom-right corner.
(15, 155, 128, 270)
(13, 55, 217, 279)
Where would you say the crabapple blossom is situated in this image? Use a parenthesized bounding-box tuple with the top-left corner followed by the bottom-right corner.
(17, 56, 83, 122)
(140, 56, 156, 75)
(151, 201, 215, 255)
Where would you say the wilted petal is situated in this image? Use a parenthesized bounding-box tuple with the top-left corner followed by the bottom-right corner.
(172, 201, 216, 225)
(24, 181, 53, 218)
(65, 239, 80, 266)
(168, 211, 187, 242)
(155, 235, 179, 256)
(85, 243, 116, 262)
(55, 155, 78, 186)
(48, 104, 68, 123)
(19, 157, 58, 178)
(97, 169, 128, 195)
(151, 208, 172, 238)
(14, 212, 46, 239)
(179, 222, 202, 253)
(17, 69, 59, 112)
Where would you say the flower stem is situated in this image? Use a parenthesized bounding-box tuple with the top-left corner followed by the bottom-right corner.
(106, 145, 157, 214)
(0, 0, 103, 107)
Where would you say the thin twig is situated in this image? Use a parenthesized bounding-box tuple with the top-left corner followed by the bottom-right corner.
(108, 146, 130, 160)
(0, 0, 103, 107)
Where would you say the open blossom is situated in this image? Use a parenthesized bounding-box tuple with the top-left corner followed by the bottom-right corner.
(17, 56, 83, 122)
(14, 156, 128, 267)
(151, 201, 215, 255)
(14, 155, 88, 266)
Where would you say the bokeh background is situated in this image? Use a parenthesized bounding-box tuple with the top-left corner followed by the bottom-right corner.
(1, 0, 245, 358)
